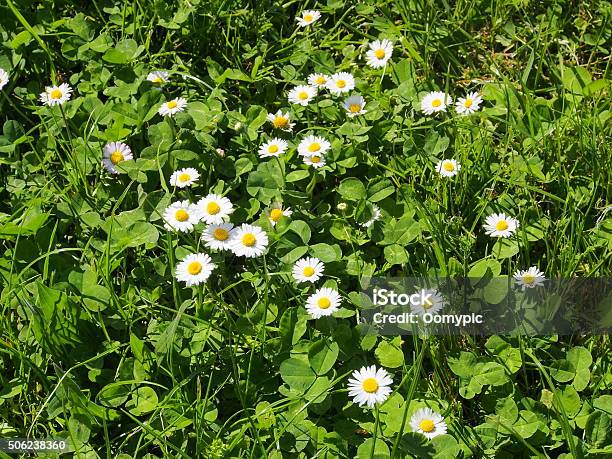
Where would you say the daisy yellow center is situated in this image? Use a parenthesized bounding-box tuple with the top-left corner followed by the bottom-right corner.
(298, 91, 309, 100)
(187, 261, 202, 275)
(362, 378, 379, 393)
(213, 228, 229, 241)
(349, 104, 362, 113)
(317, 297, 331, 309)
(422, 298, 433, 309)
(242, 233, 256, 247)
(110, 151, 124, 165)
(464, 98, 473, 108)
(522, 274, 535, 284)
(272, 116, 288, 128)
(419, 419, 435, 433)
(310, 155, 322, 163)
(374, 49, 386, 59)
(315, 76, 326, 85)
(495, 220, 509, 231)
(167, 100, 178, 109)
(304, 13, 313, 22)
(50, 89, 63, 99)
(207, 202, 221, 215)
(269, 208, 283, 221)
(178, 173, 191, 182)
(268, 144, 279, 153)
(303, 266, 315, 277)
(308, 142, 321, 152)
(432, 99, 442, 107)
(443, 162, 455, 172)
(175, 209, 189, 222)
(152, 77, 163, 83)
(336, 79, 346, 88)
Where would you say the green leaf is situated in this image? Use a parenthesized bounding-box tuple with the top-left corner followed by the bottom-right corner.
(288, 220, 311, 244)
(280, 358, 316, 393)
(309, 243, 342, 262)
(492, 238, 520, 259)
(338, 178, 366, 201)
(127, 387, 158, 415)
(102, 38, 143, 64)
(367, 178, 395, 202)
(384, 244, 408, 265)
(513, 410, 540, 438)
(468, 259, 502, 278)
(585, 411, 611, 447)
(246, 161, 284, 203)
(356, 438, 390, 459)
(431, 435, 460, 458)
(98, 383, 131, 408)
(549, 359, 576, 383)
(593, 395, 612, 414)
(279, 308, 307, 348)
(553, 386, 581, 418)
(308, 339, 339, 375)
(381, 216, 420, 246)
(68, 269, 111, 311)
(375, 337, 404, 368)
(286, 170, 310, 182)
(423, 131, 450, 156)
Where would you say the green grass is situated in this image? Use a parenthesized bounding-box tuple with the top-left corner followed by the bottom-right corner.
(0, 0, 611, 457)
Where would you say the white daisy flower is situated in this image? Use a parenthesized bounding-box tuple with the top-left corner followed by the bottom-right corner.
(305, 287, 341, 319)
(229, 224, 269, 258)
(102, 141, 133, 174)
(420, 91, 450, 115)
(347, 365, 393, 408)
(343, 94, 367, 117)
(455, 92, 483, 115)
(298, 134, 331, 157)
(360, 205, 381, 228)
(436, 159, 461, 177)
(196, 194, 234, 224)
(202, 222, 234, 251)
(308, 73, 329, 89)
(296, 10, 320, 27)
(304, 154, 326, 168)
(326, 72, 355, 95)
(267, 110, 295, 131)
(39, 82, 72, 106)
(410, 289, 447, 316)
(288, 85, 317, 106)
(175, 253, 215, 286)
(0, 69, 9, 90)
(292, 257, 324, 283)
(365, 39, 394, 68)
(147, 71, 169, 84)
(484, 213, 519, 238)
(158, 97, 187, 117)
(267, 202, 292, 226)
(513, 266, 546, 290)
(258, 138, 289, 158)
(170, 167, 199, 188)
(163, 201, 201, 232)
(410, 408, 447, 439)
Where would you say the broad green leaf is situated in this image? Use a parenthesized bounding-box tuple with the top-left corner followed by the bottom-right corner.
(280, 358, 316, 392)
(308, 339, 339, 375)
(338, 178, 366, 201)
(375, 337, 404, 368)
